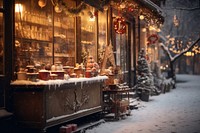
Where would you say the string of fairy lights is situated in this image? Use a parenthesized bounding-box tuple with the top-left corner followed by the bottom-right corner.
(109, 0, 164, 28)
(166, 37, 200, 56)
(165, 13, 200, 56)
(37, 0, 164, 30)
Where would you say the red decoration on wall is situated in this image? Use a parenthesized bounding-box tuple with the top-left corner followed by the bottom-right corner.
(128, 7, 134, 12)
(146, 55, 149, 60)
(147, 34, 159, 45)
(94, 10, 98, 17)
(114, 17, 126, 34)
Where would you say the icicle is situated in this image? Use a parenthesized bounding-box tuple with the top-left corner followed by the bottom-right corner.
(57, 80, 62, 87)
(48, 81, 51, 90)
(54, 83, 57, 90)
(81, 81, 83, 89)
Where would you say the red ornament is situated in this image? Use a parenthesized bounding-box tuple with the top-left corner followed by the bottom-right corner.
(114, 17, 126, 34)
(146, 55, 149, 60)
(128, 6, 134, 12)
(94, 10, 98, 17)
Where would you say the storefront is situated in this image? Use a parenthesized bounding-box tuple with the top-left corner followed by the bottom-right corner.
(11, 0, 134, 131)
(0, 0, 164, 132)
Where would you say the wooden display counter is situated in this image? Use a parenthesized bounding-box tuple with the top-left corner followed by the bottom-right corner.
(11, 76, 108, 132)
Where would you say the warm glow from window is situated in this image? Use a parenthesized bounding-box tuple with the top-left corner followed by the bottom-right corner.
(15, 4, 23, 13)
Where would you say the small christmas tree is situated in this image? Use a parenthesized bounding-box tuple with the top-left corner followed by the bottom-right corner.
(136, 48, 155, 101)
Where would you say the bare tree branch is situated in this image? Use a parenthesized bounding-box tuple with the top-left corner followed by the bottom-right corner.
(172, 37, 200, 62)
(159, 43, 173, 61)
(160, 37, 200, 63)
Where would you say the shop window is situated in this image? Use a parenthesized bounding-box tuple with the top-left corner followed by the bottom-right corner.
(115, 33, 128, 74)
(98, 10, 107, 65)
(53, 1, 75, 66)
(115, 27, 130, 84)
(14, 0, 76, 72)
(80, 6, 97, 64)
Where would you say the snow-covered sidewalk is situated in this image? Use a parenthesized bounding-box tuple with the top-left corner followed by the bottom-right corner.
(86, 74, 200, 133)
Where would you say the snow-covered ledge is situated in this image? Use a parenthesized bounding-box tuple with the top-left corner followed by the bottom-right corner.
(11, 75, 108, 86)
(46, 106, 101, 123)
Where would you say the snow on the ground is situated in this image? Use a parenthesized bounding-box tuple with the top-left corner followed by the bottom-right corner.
(86, 74, 200, 133)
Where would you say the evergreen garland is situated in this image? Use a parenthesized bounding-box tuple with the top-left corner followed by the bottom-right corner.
(58, 0, 87, 15)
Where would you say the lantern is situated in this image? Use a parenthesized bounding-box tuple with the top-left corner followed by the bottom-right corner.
(38, 0, 46, 8)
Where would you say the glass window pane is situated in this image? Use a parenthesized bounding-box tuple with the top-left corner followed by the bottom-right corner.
(98, 11, 107, 65)
(53, 0, 75, 66)
(0, 13, 4, 75)
(15, 0, 53, 71)
(81, 7, 97, 63)
(116, 33, 127, 71)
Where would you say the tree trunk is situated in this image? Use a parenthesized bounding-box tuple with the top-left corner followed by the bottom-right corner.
(169, 61, 175, 80)
(169, 60, 176, 88)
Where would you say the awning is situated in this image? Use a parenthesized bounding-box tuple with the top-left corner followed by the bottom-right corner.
(82, 0, 109, 11)
(82, 0, 164, 24)
(132, 0, 164, 24)
(141, 0, 163, 14)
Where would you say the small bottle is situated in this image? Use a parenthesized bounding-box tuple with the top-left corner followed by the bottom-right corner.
(51, 65, 55, 71)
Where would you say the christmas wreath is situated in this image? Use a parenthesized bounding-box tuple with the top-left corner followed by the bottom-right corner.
(147, 34, 158, 44)
(114, 17, 126, 34)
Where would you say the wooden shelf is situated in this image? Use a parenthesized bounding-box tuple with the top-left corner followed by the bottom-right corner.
(15, 37, 51, 43)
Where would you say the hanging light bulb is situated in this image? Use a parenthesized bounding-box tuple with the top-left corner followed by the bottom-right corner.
(54, 3, 62, 13)
(38, 0, 46, 8)
(139, 15, 144, 20)
(120, 2, 126, 9)
(103, 5, 108, 11)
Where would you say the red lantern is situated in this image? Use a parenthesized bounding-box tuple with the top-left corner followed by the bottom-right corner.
(114, 17, 126, 34)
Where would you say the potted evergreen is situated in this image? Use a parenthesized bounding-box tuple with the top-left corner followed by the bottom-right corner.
(136, 48, 155, 102)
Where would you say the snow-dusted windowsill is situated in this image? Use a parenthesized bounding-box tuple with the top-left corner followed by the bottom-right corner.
(11, 76, 108, 86)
